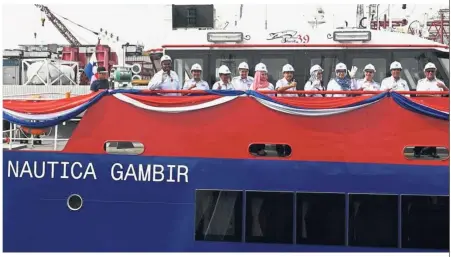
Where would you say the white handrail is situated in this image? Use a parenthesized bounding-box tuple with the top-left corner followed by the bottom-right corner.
(2, 121, 79, 151)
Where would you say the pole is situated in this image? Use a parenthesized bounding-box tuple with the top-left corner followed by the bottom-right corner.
(54, 125, 58, 150)
(440, 12, 444, 44)
(388, 4, 392, 30)
(376, 4, 380, 30)
(264, 5, 268, 30)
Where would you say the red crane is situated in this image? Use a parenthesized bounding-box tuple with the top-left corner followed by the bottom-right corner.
(425, 9, 450, 45)
(35, 4, 82, 46)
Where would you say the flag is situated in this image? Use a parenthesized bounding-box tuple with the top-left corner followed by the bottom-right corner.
(85, 52, 97, 83)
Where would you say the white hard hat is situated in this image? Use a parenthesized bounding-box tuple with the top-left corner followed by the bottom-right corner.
(310, 64, 323, 74)
(160, 55, 172, 63)
(364, 64, 376, 72)
(218, 65, 231, 74)
(390, 61, 402, 70)
(282, 64, 295, 72)
(238, 62, 249, 70)
(424, 62, 437, 70)
(335, 63, 347, 71)
(255, 63, 268, 72)
(191, 63, 202, 72)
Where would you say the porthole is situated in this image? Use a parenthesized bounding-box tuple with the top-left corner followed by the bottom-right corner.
(403, 146, 449, 160)
(249, 144, 292, 157)
(67, 194, 83, 211)
(104, 141, 144, 155)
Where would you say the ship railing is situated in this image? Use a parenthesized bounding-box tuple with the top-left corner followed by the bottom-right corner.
(2, 84, 91, 100)
(142, 90, 449, 96)
(2, 92, 85, 101)
(2, 119, 80, 151)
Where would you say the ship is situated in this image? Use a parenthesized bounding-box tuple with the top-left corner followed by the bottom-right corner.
(2, 4, 450, 253)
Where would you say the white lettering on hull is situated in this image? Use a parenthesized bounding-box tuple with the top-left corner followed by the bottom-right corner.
(7, 161, 189, 183)
(110, 163, 189, 183)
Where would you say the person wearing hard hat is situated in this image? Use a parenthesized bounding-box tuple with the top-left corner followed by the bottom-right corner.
(232, 62, 254, 91)
(275, 64, 298, 97)
(416, 62, 449, 96)
(380, 61, 410, 96)
(249, 63, 275, 96)
(326, 63, 358, 97)
(355, 64, 380, 96)
(182, 63, 210, 93)
(304, 64, 324, 97)
(212, 65, 235, 90)
(248, 64, 273, 156)
(412, 63, 447, 159)
(148, 54, 181, 96)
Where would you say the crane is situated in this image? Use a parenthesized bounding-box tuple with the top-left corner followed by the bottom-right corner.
(35, 4, 82, 46)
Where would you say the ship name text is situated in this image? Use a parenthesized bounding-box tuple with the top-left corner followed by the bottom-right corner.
(7, 161, 189, 183)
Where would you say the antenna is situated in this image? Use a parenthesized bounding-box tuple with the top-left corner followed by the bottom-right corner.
(265, 5, 268, 30)
(239, 4, 243, 19)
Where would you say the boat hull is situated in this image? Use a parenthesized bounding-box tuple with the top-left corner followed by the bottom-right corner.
(3, 151, 449, 252)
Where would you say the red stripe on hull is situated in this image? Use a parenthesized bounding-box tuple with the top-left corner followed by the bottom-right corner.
(63, 96, 449, 166)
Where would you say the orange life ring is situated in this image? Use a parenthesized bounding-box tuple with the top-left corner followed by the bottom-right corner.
(20, 127, 50, 136)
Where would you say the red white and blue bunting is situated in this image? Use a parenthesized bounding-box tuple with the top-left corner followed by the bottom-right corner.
(3, 90, 449, 128)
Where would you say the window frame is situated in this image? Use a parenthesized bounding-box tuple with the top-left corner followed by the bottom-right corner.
(165, 50, 210, 86)
(209, 50, 254, 86)
(344, 50, 390, 83)
(302, 50, 346, 90)
(254, 50, 296, 86)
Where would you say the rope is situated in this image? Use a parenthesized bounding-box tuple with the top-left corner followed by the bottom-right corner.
(51, 10, 99, 36)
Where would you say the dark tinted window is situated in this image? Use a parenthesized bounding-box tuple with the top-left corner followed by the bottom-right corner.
(393, 51, 428, 90)
(392, 50, 449, 90)
(215, 54, 249, 81)
(308, 52, 343, 89)
(350, 57, 387, 82)
(401, 195, 449, 250)
(349, 194, 398, 248)
(259, 57, 289, 85)
(173, 58, 205, 84)
(172, 5, 214, 29)
(245, 191, 294, 244)
(166, 49, 449, 92)
(296, 193, 345, 246)
(195, 190, 242, 242)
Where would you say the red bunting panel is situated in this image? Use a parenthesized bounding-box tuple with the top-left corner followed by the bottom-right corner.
(269, 95, 374, 108)
(409, 97, 450, 113)
(3, 92, 102, 114)
(122, 94, 222, 107)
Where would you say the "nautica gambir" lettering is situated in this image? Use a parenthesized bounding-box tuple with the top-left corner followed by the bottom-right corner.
(7, 160, 97, 180)
(110, 163, 189, 183)
(7, 160, 189, 183)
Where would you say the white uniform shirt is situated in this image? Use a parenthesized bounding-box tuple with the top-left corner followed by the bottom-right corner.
(304, 80, 324, 97)
(182, 78, 210, 91)
(416, 78, 445, 97)
(356, 79, 380, 96)
(380, 76, 409, 91)
(231, 76, 254, 91)
(380, 76, 410, 97)
(212, 80, 235, 90)
(326, 79, 357, 97)
(275, 78, 298, 97)
(416, 78, 445, 91)
(148, 70, 181, 96)
(250, 83, 276, 97)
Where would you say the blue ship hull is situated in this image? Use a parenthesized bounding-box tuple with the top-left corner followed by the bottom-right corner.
(3, 151, 449, 252)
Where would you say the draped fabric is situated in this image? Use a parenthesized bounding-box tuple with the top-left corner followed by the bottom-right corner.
(3, 89, 449, 128)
